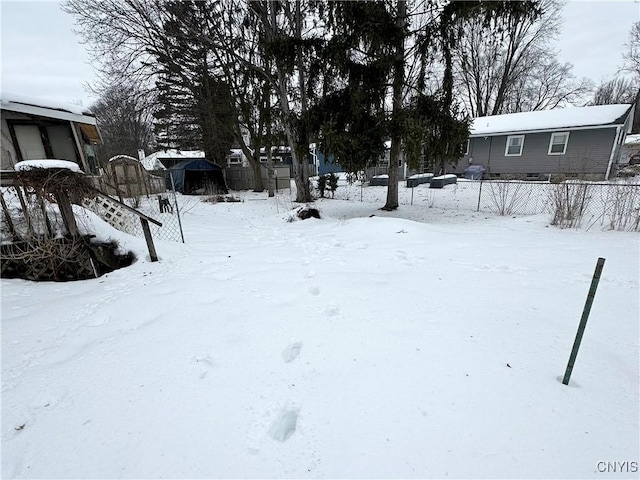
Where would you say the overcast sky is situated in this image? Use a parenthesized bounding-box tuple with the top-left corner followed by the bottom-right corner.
(1, 0, 639, 109)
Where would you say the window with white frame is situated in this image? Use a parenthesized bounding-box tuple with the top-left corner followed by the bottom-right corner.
(505, 135, 525, 156)
(548, 132, 569, 155)
(464, 139, 470, 155)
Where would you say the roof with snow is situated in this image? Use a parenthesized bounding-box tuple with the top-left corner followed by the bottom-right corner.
(1, 92, 97, 126)
(141, 149, 205, 170)
(470, 104, 633, 137)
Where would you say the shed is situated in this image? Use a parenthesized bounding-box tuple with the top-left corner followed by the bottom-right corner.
(103, 155, 165, 198)
(168, 159, 227, 194)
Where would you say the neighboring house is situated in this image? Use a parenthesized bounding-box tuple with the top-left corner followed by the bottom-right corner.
(451, 104, 634, 180)
(311, 140, 410, 180)
(143, 148, 289, 170)
(1, 93, 101, 174)
(227, 147, 289, 168)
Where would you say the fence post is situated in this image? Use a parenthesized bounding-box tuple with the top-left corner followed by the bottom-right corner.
(55, 191, 79, 237)
(170, 174, 185, 243)
(562, 257, 606, 385)
(140, 218, 158, 262)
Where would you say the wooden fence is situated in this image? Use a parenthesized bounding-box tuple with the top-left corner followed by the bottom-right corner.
(96, 160, 165, 200)
(225, 165, 291, 191)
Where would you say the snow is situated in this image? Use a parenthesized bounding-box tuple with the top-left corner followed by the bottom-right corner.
(2, 179, 638, 479)
(625, 134, 640, 145)
(407, 173, 433, 179)
(0, 91, 92, 116)
(471, 104, 632, 136)
(372, 174, 389, 178)
(14, 159, 82, 173)
(141, 149, 205, 170)
(432, 174, 457, 180)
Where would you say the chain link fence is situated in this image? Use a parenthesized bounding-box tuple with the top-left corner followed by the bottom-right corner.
(82, 188, 185, 243)
(1, 182, 185, 247)
(456, 180, 640, 231)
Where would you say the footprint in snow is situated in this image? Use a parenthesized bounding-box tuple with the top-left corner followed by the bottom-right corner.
(269, 408, 298, 442)
(324, 304, 340, 317)
(281, 342, 303, 363)
(193, 354, 215, 379)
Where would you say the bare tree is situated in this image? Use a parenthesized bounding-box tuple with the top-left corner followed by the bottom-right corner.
(592, 77, 637, 105)
(65, 0, 261, 191)
(90, 83, 155, 165)
(622, 21, 640, 133)
(453, 0, 585, 116)
(502, 59, 592, 113)
(623, 21, 640, 79)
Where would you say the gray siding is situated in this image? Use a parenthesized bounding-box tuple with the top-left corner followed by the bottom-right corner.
(451, 127, 618, 177)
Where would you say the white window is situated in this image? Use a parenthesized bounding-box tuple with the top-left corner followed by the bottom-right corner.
(548, 132, 569, 155)
(464, 139, 470, 155)
(505, 135, 525, 156)
(227, 156, 241, 166)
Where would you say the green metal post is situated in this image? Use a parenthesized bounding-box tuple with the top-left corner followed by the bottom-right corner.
(562, 258, 605, 385)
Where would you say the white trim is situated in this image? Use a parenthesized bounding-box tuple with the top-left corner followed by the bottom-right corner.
(626, 105, 635, 134)
(70, 123, 90, 172)
(464, 139, 470, 155)
(470, 124, 619, 138)
(548, 131, 569, 155)
(505, 135, 525, 156)
(605, 126, 622, 180)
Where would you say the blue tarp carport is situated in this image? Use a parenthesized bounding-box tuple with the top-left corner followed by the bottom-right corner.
(168, 159, 227, 194)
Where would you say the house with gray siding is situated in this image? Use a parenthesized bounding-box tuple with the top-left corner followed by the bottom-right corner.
(451, 104, 634, 180)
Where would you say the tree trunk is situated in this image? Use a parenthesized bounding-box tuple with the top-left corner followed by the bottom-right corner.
(294, 0, 311, 203)
(382, 0, 405, 211)
(266, 146, 275, 197)
(249, 156, 264, 192)
(265, 0, 311, 203)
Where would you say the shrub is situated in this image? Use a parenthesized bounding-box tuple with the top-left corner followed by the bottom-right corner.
(327, 173, 339, 198)
(316, 175, 327, 198)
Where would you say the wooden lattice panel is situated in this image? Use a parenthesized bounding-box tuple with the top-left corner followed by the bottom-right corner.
(82, 197, 132, 233)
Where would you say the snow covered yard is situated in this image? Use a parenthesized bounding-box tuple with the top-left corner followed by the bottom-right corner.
(2, 181, 638, 479)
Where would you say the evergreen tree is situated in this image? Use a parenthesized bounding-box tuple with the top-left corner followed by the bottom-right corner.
(310, 2, 396, 175)
(153, 1, 235, 166)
